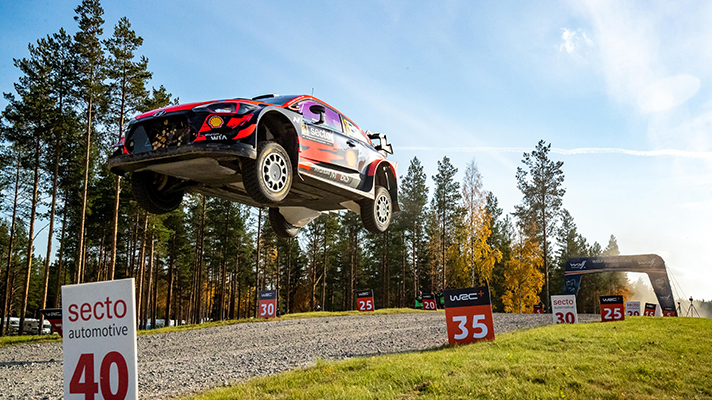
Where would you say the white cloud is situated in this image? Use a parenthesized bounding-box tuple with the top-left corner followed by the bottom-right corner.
(638, 75, 700, 113)
(559, 28, 593, 54)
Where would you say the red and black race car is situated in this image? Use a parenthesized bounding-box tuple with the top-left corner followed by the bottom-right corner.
(108, 94, 398, 237)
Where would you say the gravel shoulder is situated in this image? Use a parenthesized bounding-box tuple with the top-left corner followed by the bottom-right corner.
(0, 312, 600, 399)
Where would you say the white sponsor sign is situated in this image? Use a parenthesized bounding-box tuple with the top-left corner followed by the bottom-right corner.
(551, 295, 578, 324)
(62, 278, 138, 400)
(625, 301, 641, 316)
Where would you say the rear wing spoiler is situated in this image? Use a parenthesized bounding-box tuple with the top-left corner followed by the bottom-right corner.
(366, 131, 393, 155)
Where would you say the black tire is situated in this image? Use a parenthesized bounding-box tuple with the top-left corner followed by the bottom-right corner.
(269, 208, 300, 238)
(243, 141, 292, 204)
(131, 171, 184, 214)
(360, 185, 392, 233)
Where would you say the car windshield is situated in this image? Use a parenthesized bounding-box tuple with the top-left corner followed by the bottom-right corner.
(252, 95, 298, 106)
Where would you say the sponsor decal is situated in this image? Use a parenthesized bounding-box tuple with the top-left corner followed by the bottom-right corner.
(569, 261, 587, 269)
(204, 133, 228, 141)
(303, 126, 335, 145)
(153, 110, 166, 117)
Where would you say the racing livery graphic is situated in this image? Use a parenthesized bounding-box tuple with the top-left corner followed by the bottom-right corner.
(108, 94, 398, 237)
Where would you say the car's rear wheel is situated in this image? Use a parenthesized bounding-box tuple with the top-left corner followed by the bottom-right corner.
(360, 185, 392, 233)
(243, 141, 292, 204)
(131, 171, 184, 214)
(269, 208, 300, 238)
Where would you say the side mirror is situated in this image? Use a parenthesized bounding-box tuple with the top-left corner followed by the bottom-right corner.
(309, 104, 326, 125)
(367, 131, 393, 155)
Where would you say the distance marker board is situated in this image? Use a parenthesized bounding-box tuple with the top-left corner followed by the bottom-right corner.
(625, 301, 641, 316)
(644, 303, 657, 316)
(443, 286, 495, 345)
(551, 295, 578, 324)
(356, 290, 375, 312)
(258, 290, 277, 318)
(422, 293, 437, 310)
(600, 295, 624, 322)
(62, 278, 138, 400)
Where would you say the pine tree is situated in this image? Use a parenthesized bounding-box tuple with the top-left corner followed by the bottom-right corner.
(4, 35, 59, 334)
(398, 157, 428, 303)
(103, 16, 151, 280)
(430, 156, 460, 289)
(513, 140, 565, 312)
(73, 0, 106, 283)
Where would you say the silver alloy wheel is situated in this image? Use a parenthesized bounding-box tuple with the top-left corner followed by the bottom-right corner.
(375, 192, 390, 225)
(262, 152, 288, 192)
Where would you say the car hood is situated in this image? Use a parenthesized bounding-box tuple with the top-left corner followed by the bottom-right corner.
(134, 101, 215, 120)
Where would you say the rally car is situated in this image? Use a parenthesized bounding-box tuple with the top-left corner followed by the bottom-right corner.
(108, 94, 398, 237)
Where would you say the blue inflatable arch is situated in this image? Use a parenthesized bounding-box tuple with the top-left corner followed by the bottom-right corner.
(563, 254, 677, 316)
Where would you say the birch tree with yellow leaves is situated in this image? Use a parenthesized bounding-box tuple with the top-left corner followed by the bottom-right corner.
(460, 160, 501, 287)
(503, 232, 544, 313)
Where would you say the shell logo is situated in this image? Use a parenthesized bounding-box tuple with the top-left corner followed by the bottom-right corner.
(345, 149, 357, 168)
(208, 116, 223, 128)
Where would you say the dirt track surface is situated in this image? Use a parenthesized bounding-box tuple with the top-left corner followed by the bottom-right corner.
(0, 312, 599, 399)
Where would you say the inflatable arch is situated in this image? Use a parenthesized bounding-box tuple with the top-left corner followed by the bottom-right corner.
(563, 254, 677, 316)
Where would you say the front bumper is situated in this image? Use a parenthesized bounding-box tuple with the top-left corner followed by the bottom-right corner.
(108, 142, 256, 175)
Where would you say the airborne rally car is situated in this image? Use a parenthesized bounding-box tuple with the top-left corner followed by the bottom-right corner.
(108, 94, 398, 237)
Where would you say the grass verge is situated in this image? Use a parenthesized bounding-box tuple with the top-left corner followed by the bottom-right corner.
(183, 317, 712, 400)
(0, 308, 438, 348)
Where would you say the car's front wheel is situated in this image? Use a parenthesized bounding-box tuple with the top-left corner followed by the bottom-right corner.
(243, 141, 292, 204)
(131, 171, 184, 214)
(269, 208, 300, 238)
(360, 185, 392, 233)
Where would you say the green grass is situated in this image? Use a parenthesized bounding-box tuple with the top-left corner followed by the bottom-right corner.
(0, 332, 62, 348)
(0, 308, 436, 347)
(182, 317, 712, 400)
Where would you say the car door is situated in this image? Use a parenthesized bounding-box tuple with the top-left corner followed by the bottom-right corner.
(298, 100, 360, 174)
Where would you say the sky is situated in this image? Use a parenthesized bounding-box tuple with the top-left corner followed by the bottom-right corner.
(1, 1, 711, 302)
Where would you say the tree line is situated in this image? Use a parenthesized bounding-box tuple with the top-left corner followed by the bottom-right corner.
(0, 0, 630, 336)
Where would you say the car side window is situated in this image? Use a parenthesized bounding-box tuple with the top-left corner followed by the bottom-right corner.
(299, 101, 343, 133)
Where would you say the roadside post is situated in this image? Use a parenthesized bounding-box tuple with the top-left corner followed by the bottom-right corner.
(356, 290, 375, 312)
(62, 278, 138, 400)
(625, 301, 641, 316)
(40, 308, 63, 337)
(422, 293, 437, 310)
(643, 303, 657, 316)
(551, 295, 578, 324)
(600, 295, 625, 322)
(443, 286, 495, 345)
(258, 290, 277, 318)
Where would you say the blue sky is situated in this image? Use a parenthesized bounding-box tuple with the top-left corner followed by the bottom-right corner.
(1, 1, 711, 302)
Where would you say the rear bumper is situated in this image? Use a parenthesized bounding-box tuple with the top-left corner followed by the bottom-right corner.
(108, 142, 256, 174)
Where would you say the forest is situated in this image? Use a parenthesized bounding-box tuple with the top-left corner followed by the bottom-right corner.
(0, 0, 632, 336)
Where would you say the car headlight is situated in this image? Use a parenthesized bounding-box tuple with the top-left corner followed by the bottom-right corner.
(193, 102, 257, 115)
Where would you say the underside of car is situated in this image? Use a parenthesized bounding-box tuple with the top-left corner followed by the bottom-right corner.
(108, 95, 398, 238)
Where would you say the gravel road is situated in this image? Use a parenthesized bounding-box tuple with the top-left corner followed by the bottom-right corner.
(0, 312, 599, 399)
